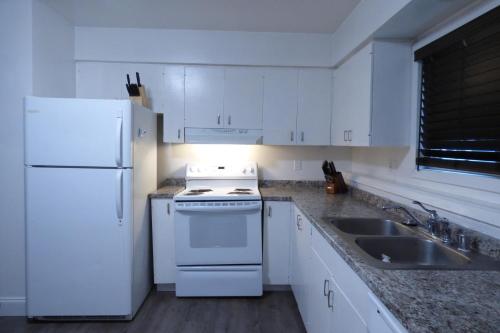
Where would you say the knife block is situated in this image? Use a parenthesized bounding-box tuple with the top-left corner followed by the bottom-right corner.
(129, 86, 150, 108)
(325, 172, 348, 194)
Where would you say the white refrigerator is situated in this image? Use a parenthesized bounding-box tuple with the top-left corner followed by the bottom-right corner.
(24, 97, 157, 319)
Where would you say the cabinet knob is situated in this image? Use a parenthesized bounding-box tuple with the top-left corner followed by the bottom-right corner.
(291, 131, 294, 142)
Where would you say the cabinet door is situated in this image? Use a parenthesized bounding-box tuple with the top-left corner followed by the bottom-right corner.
(331, 67, 350, 146)
(76, 62, 125, 99)
(367, 292, 407, 333)
(162, 65, 185, 143)
(224, 67, 264, 129)
(185, 66, 224, 128)
(330, 277, 367, 333)
(263, 68, 298, 145)
(291, 206, 312, 329)
(308, 249, 334, 333)
(290, 207, 306, 322)
(297, 69, 332, 145)
(263, 201, 291, 285)
(152, 199, 176, 284)
(341, 43, 373, 147)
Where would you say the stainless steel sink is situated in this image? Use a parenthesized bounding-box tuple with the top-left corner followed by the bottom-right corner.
(355, 237, 471, 267)
(322, 216, 500, 270)
(329, 218, 413, 236)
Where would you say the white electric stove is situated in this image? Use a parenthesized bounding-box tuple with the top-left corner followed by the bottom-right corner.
(173, 162, 263, 297)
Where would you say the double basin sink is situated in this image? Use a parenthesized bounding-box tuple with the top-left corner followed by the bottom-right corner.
(326, 218, 500, 270)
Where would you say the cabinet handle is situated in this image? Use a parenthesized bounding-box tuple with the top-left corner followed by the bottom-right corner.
(177, 129, 181, 139)
(296, 215, 302, 231)
(323, 279, 330, 296)
(301, 131, 304, 142)
(217, 114, 221, 125)
(348, 130, 352, 142)
(291, 131, 294, 142)
(228, 115, 232, 126)
(327, 289, 334, 310)
(268, 206, 272, 217)
(167, 202, 170, 215)
(343, 130, 347, 142)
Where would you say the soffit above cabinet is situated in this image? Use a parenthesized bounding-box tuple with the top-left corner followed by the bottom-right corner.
(41, 0, 360, 33)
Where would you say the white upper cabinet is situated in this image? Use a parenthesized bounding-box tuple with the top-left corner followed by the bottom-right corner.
(224, 67, 264, 129)
(331, 40, 411, 147)
(162, 65, 185, 143)
(185, 66, 225, 128)
(263, 68, 299, 145)
(297, 69, 332, 146)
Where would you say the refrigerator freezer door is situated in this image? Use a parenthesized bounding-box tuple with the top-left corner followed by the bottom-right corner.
(26, 167, 133, 317)
(24, 97, 132, 167)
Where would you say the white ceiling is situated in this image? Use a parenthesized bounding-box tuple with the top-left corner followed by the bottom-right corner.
(42, 0, 360, 33)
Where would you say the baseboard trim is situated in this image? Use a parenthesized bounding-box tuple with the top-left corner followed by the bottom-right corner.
(263, 284, 291, 291)
(156, 283, 175, 292)
(0, 297, 26, 316)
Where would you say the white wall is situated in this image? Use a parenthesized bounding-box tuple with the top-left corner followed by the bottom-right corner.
(330, 0, 411, 66)
(0, 0, 75, 315)
(158, 144, 351, 182)
(348, 1, 500, 237)
(0, 0, 33, 316)
(75, 27, 333, 67)
(32, 0, 75, 97)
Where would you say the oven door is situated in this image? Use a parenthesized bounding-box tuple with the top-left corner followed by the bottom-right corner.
(174, 200, 262, 266)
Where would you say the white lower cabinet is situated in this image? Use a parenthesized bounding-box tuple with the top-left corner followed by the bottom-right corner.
(263, 201, 292, 285)
(151, 198, 176, 284)
(289, 204, 406, 333)
(290, 206, 312, 329)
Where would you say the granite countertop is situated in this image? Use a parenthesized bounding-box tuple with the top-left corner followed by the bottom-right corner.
(149, 185, 184, 199)
(259, 184, 500, 333)
(150, 183, 500, 333)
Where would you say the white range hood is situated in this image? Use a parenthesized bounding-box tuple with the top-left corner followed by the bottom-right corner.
(184, 128, 263, 144)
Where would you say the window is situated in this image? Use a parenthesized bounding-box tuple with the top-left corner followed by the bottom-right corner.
(414, 6, 500, 176)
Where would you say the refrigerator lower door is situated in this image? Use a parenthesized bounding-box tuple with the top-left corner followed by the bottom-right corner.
(24, 97, 132, 168)
(26, 167, 133, 317)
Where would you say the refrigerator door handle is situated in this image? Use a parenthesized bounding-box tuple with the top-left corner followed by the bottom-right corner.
(115, 170, 123, 221)
(115, 117, 123, 167)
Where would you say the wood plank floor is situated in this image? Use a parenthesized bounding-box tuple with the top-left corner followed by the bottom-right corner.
(0, 291, 306, 333)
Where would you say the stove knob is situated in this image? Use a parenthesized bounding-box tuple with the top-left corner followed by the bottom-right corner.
(197, 168, 201, 173)
(242, 168, 247, 174)
(250, 167, 255, 174)
(189, 167, 193, 172)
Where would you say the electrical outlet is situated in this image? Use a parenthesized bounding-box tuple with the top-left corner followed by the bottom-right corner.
(293, 160, 303, 171)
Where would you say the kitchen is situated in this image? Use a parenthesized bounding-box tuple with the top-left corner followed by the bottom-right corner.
(1, 0, 500, 332)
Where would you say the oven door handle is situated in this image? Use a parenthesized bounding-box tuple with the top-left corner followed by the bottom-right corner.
(175, 202, 262, 213)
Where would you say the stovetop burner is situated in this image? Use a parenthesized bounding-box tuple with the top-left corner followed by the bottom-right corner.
(189, 189, 213, 193)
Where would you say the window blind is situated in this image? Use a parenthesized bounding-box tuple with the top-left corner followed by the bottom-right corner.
(414, 5, 500, 176)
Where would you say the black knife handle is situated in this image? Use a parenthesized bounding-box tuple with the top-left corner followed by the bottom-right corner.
(126, 74, 131, 85)
(136, 72, 141, 87)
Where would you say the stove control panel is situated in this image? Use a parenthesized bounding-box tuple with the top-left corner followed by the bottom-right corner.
(186, 162, 258, 180)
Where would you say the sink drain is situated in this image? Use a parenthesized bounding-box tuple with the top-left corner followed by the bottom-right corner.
(381, 254, 392, 263)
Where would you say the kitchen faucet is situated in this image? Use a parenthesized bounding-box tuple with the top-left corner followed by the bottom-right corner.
(382, 201, 451, 244)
